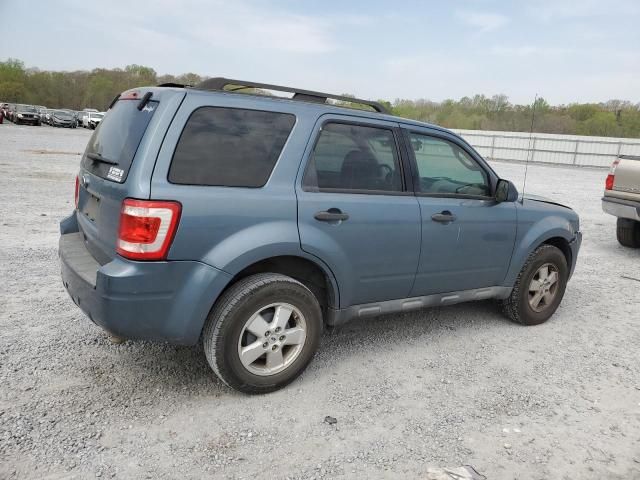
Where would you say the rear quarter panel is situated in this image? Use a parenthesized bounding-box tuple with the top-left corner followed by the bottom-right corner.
(150, 92, 322, 275)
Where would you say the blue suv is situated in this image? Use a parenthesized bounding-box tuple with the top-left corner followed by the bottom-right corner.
(59, 78, 582, 393)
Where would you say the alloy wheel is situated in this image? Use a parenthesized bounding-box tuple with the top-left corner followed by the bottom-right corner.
(528, 263, 559, 312)
(237, 303, 307, 376)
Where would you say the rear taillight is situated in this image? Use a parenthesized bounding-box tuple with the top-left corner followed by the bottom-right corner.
(605, 174, 615, 190)
(605, 158, 620, 191)
(74, 175, 79, 208)
(116, 199, 182, 261)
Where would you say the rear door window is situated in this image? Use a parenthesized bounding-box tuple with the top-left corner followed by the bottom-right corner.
(303, 122, 403, 192)
(82, 99, 158, 182)
(168, 107, 296, 188)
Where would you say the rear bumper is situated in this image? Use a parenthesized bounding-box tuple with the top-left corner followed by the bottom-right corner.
(602, 196, 640, 221)
(58, 213, 232, 345)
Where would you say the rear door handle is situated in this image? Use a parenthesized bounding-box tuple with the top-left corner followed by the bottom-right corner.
(314, 209, 349, 222)
(431, 210, 456, 223)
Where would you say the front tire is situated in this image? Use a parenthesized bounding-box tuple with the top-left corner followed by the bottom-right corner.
(501, 245, 568, 326)
(203, 273, 323, 394)
(616, 218, 640, 248)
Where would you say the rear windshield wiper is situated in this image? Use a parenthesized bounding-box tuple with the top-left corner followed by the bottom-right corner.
(86, 152, 118, 165)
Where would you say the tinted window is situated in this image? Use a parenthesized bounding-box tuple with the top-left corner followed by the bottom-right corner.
(82, 99, 158, 182)
(305, 123, 402, 192)
(408, 133, 490, 196)
(169, 107, 295, 187)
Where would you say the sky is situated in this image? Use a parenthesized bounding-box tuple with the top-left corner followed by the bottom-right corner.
(1, 0, 639, 105)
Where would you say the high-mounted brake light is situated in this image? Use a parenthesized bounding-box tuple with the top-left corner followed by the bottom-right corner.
(74, 175, 80, 208)
(605, 158, 620, 191)
(116, 199, 182, 261)
(119, 90, 141, 100)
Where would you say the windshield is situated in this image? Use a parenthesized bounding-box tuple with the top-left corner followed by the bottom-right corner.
(54, 111, 72, 119)
(81, 99, 158, 182)
(91, 113, 104, 119)
(20, 105, 37, 113)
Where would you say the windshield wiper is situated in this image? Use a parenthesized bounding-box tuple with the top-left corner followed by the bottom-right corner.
(86, 152, 118, 165)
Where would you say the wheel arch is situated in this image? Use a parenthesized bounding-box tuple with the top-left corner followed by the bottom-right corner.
(540, 236, 572, 268)
(222, 254, 340, 313)
(505, 219, 575, 286)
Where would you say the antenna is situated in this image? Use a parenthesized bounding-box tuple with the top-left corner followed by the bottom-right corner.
(521, 93, 538, 203)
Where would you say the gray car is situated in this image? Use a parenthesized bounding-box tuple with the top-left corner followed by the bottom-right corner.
(50, 110, 77, 128)
(59, 79, 582, 393)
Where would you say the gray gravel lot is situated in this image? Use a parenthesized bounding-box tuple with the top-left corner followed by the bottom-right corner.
(1, 123, 639, 479)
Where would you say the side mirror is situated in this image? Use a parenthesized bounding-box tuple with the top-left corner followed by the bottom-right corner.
(495, 179, 519, 203)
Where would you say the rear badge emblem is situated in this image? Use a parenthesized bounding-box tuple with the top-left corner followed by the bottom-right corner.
(107, 166, 124, 182)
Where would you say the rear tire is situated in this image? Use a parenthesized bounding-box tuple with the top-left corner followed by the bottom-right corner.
(203, 273, 323, 394)
(616, 218, 640, 248)
(501, 245, 568, 326)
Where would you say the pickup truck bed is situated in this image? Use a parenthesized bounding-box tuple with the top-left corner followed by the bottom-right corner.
(602, 155, 640, 247)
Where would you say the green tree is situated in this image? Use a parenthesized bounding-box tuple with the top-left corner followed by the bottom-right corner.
(2, 58, 640, 138)
(577, 111, 621, 136)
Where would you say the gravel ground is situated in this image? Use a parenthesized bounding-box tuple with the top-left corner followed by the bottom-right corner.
(1, 123, 639, 480)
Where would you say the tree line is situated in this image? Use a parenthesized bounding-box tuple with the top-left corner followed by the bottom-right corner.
(2, 58, 639, 138)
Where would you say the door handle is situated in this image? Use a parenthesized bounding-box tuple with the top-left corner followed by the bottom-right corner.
(431, 210, 456, 223)
(314, 209, 349, 222)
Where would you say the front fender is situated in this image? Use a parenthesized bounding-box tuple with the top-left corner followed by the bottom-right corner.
(504, 214, 575, 286)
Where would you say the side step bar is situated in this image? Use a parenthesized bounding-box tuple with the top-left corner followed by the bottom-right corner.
(325, 286, 512, 326)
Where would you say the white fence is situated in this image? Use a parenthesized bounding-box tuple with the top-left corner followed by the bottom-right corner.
(453, 129, 640, 168)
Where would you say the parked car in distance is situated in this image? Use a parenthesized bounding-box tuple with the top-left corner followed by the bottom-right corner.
(83, 112, 104, 129)
(13, 105, 41, 125)
(6, 104, 16, 122)
(76, 111, 87, 127)
(59, 78, 582, 393)
(51, 109, 77, 128)
(602, 155, 640, 247)
(0, 108, 3, 124)
(82, 108, 99, 113)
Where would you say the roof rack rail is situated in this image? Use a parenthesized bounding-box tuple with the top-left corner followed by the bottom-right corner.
(194, 77, 390, 114)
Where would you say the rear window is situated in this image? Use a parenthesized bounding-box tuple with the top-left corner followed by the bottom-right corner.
(168, 107, 295, 187)
(81, 99, 158, 182)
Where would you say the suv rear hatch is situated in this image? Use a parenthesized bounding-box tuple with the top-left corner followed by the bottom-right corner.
(76, 89, 182, 264)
